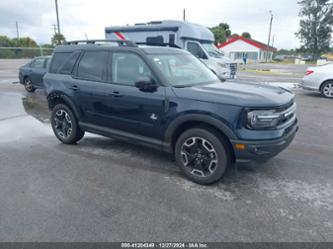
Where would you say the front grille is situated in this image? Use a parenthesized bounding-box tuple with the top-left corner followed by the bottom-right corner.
(276, 102, 297, 128)
(228, 63, 237, 76)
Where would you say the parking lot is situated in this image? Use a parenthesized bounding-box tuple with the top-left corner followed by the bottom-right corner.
(0, 59, 332, 241)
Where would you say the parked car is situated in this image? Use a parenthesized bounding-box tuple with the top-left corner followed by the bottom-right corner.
(301, 63, 333, 98)
(273, 55, 286, 62)
(44, 40, 298, 185)
(19, 56, 51, 92)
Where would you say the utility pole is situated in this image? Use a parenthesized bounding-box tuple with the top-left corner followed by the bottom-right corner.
(266, 10, 273, 62)
(15, 21, 20, 40)
(52, 24, 57, 36)
(55, 0, 61, 35)
(183, 9, 186, 21)
(272, 34, 275, 48)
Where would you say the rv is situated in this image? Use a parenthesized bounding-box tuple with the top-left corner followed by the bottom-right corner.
(105, 20, 237, 80)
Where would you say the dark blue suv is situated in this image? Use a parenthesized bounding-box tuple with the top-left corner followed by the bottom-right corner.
(44, 40, 298, 184)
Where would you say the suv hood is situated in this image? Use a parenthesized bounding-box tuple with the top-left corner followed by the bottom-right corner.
(212, 56, 234, 64)
(172, 81, 294, 108)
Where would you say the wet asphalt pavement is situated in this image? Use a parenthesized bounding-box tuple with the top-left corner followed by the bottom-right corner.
(0, 60, 332, 241)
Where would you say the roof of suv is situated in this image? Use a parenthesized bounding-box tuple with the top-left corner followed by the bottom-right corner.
(53, 41, 188, 55)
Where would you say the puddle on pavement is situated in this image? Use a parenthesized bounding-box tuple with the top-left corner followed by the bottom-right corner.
(0, 92, 51, 142)
(22, 93, 50, 123)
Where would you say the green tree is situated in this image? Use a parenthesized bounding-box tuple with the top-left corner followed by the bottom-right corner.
(0, 35, 14, 47)
(276, 49, 293, 55)
(0, 35, 39, 58)
(241, 32, 252, 39)
(210, 23, 232, 44)
(296, 0, 333, 58)
(42, 43, 54, 48)
(12, 37, 38, 47)
(51, 33, 66, 45)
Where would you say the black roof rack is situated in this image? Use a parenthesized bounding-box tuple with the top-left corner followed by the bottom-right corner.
(64, 39, 137, 47)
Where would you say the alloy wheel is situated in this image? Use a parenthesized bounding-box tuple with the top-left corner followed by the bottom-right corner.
(180, 137, 218, 177)
(323, 83, 333, 98)
(53, 109, 73, 139)
(24, 78, 33, 91)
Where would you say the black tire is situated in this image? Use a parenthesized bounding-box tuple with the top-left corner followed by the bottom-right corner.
(175, 127, 230, 185)
(51, 104, 85, 144)
(24, 77, 36, 92)
(320, 81, 333, 98)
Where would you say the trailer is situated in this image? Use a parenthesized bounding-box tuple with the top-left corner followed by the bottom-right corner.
(105, 20, 237, 80)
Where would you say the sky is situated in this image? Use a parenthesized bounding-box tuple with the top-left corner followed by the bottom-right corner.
(0, 0, 301, 49)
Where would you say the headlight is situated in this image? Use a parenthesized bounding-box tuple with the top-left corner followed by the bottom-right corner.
(217, 62, 227, 68)
(247, 110, 281, 129)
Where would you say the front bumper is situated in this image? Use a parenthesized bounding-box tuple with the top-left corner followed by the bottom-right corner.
(230, 123, 298, 163)
(218, 72, 236, 80)
(19, 72, 24, 84)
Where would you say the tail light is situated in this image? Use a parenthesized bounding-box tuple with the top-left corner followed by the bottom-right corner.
(305, 70, 314, 76)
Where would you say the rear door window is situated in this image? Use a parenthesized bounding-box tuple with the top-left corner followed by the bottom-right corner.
(45, 58, 51, 69)
(77, 51, 108, 81)
(30, 58, 45, 69)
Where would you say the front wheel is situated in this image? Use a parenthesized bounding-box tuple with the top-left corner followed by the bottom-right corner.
(321, 81, 333, 98)
(175, 128, 230, 185)
(24, 77, 36, 92)
(51, 104, 85, 144)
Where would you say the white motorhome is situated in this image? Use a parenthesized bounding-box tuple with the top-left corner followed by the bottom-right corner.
(105, 20, 237, 80)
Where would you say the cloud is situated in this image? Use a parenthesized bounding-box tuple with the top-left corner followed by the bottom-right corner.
(0, 0, 301, 49)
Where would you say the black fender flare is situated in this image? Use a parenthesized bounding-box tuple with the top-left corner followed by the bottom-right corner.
(47, 92, 82, 119)
(164, 114, 238, 143)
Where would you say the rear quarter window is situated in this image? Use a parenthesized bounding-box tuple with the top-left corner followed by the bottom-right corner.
(59, 51, 81, 75)
(49, 52, 72, 73)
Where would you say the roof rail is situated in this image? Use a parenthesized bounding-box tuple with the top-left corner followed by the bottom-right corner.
(64, 39, 137, 47)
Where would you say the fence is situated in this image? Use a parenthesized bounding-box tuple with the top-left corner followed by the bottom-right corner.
(0, 47, 54, 59)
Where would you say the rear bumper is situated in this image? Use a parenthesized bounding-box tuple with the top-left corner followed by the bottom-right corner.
(300, 85, 319, 92)
(300, 78, 320, 91)
(230, 123, 298, 163)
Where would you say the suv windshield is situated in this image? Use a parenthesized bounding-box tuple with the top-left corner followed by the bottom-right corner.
(148, 54, 218, 87)
(201, 43, 224, 58)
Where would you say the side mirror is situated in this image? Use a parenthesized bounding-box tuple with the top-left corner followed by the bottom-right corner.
(135, 76, 157, 92)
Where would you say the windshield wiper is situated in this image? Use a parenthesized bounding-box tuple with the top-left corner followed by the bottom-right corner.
(173, 84, 192, 88)
(208, 51, 221, 57)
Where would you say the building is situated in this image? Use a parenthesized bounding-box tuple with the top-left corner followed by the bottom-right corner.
(218, 35, 277, 63)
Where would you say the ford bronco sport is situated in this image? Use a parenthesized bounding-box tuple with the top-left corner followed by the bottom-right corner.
(44, 40, 298, 185)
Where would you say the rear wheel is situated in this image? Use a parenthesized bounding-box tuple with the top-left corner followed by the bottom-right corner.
(24, 77, 36, 92)
(175, 128, 230, 185)
(321, 81, 333, 98)
(51, 104, 85, 144)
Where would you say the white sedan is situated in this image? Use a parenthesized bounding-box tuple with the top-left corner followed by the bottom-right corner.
(301, 63, 333, 98)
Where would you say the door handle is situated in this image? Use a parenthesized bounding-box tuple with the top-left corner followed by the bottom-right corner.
(110, 91, 123, 97)
(69, 85, 80, 91)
